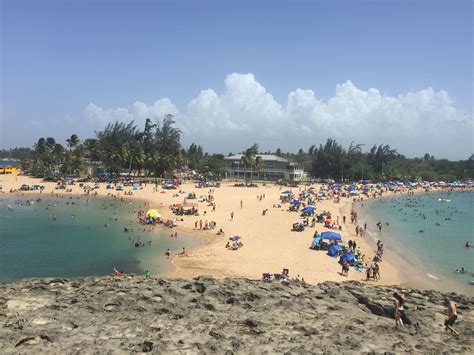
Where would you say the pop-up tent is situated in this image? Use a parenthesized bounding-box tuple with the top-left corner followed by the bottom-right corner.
(327, 244, 342, 257)
(132, 183, 140, 190)
(339, 252, 355, 265)
(320, 231, 341, 241)
(290, 199, 301, 205)
(311, 236, 321, 249)
(301, 205, 316, 213)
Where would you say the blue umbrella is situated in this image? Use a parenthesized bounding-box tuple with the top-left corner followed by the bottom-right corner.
(290, 200, 301, 205)
(301, 205, 316, 213)
(339, 252, 355, 265)
(327, 244, 342, 257)
(321, 231, 342, 241)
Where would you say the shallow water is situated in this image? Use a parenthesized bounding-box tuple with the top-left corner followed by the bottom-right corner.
(0, 196, 201, 283)
(357, 190, 473, 294)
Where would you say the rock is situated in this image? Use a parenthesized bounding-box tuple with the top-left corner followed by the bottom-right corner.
(0, 276, 472, 353)
(141, 340, 153, 352)
(195, 283, 206, 294)
(244, 319, 258, 328)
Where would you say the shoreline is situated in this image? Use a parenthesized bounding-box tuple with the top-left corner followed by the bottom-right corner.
(354, 191, 474, 296)
(2, 173, 471, 294)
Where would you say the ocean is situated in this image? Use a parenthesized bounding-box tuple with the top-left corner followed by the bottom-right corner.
(0, 195, 201, 283)
(357, 190, 473, 295)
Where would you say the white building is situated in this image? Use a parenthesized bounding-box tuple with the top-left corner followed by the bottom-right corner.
(224, 154, 305, 181)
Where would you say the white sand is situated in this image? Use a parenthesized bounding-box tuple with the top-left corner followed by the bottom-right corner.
(0, 173, 409, 285)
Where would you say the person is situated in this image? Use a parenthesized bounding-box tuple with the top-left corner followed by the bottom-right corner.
(444, 297, 459, 335)
(113, 267, 122, 277)
(395, 293, 411, 326)
(466, 241, 471, 248)
(145, 270, 150, 278)
(342, 259, 349, 276)
(165, 249, 171, 258)
(373, 262, 380, 280)
(240, 200, 243, 209)
(393, 293, 404, 327)
(230, 211, 234, 221)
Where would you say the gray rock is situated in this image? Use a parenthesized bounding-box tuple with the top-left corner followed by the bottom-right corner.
(0, 276, 472, 353)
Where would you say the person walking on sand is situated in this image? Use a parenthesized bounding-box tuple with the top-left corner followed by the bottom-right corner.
(444, 297, 459, 335)
(240, 200, 243, 209)
(230, 211, 234, 221)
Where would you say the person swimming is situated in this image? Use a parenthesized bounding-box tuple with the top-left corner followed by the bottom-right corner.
(466, 241, 471, 248)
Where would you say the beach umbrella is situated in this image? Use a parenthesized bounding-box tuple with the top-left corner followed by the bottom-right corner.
(339, 252, 355, 265)
(132, 183, 140, 189)
(327, 244, 342, 257)
(282, 189, 293, 194)
(321, 231, 342, 241)
(146, 209, 161, 219)
(290, 200, 301, 205)
(301, 205, 316, 213)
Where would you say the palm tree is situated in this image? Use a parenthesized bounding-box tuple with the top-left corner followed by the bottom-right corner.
(66, 134, 80, 151)
(127, 142, 145, 176)
(240, 145, 258, 183)
(254, 156, 264, 180)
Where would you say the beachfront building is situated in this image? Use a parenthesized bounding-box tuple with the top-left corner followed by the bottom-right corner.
(224, 154, 304, 181)
(0, 160, 21, 174)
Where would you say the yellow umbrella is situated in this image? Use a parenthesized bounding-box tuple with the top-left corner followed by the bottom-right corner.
(146, 209, 161, 219)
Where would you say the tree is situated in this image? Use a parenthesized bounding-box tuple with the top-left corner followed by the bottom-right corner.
(95, 121, 140, 175)
(66, 134, 81, 151)
(147, 115, 182, 178)
(240, 144, 260, 183)
(311, 138, 346, 180)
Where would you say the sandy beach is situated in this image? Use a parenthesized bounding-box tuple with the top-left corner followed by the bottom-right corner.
(0, 173, 415, 286)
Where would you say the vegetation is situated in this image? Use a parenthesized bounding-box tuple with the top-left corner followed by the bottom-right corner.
(274, 139, 472, 181)
(1, 119, 472, 181)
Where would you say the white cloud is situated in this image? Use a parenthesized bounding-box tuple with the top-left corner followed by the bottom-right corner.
(81, 73, 472, 159)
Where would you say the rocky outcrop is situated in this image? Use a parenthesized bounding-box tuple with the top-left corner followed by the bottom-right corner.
(0, 276, 473, 353)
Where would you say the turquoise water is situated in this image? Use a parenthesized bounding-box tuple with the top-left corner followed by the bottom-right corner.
(0, 196, 201, 283)
(357, 191, 473, 293)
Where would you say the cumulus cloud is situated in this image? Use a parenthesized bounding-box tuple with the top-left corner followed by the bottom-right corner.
(81, 73, 472, 159)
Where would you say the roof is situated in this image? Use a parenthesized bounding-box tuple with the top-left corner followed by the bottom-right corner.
(224, 154, 289, 163)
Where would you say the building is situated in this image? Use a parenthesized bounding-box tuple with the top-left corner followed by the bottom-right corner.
(0, 160, 21, 174)
(224, 154, 304, 181)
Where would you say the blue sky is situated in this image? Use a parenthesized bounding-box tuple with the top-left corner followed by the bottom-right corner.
(1, 0, 472, 158)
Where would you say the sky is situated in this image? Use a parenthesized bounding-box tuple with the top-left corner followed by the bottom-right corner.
(1, 0, 472, 159)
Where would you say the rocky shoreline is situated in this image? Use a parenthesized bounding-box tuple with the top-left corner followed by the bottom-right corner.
(1, 276, 473, 353)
